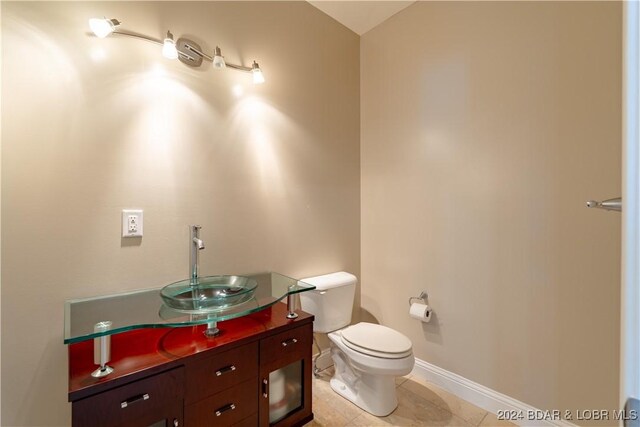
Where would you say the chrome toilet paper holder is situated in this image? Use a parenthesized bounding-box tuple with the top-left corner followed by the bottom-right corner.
(408, 291, 428, 306)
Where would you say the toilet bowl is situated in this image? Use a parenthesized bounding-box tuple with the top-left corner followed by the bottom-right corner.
(328, 322, 414, 416)
(299, 272, 415, 417)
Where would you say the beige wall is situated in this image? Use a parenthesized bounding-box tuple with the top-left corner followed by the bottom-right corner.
(361, 1, 621, 422)
(1, 2, 359, 425)
(1, 0, 625, 425)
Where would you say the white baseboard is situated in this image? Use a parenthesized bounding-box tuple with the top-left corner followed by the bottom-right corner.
(411, 358, 576, 427)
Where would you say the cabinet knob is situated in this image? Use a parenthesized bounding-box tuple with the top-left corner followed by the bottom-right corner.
(262, 378, 268, 398)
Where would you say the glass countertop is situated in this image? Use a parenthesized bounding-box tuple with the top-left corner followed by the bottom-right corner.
(64, 272, 315, 344)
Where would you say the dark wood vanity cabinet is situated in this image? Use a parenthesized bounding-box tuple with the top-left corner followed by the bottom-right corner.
(259, 325, 313, 426)
(184, 341, 260, 425)
(72, 367, 184, 427)
(68, 304, 314, 427)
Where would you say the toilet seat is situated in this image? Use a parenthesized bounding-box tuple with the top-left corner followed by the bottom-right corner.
(340, 322, 412, 359)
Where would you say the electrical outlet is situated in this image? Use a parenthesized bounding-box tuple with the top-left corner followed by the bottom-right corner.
(128, 215, 138, 232)
(122, 210, 143, 237)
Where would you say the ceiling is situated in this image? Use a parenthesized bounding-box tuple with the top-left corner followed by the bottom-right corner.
(307, 1, 415, 35)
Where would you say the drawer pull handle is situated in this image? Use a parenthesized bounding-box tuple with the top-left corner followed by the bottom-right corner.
(215, 365, 236, 376)
(281, 338, 298, 347)
(120, 393, 149, 408)
(215, 403, 236, 417)
(262, 378, 268, 398)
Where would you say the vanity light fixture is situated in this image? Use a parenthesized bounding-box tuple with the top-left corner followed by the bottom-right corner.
(89, 17, 120, 38)
(88, 17, 265, 83)
(251, 61, 265, 84)
(162, 31, 178, 60)
(212, 46, 226, 69)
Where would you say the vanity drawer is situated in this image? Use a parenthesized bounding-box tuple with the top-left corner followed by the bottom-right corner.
(185, 378, 258, 426)
(185, 342, 258, 403)
(260, 323, 312, 366)
(235, 413, 259, 426)
(72, 367, 184, 427)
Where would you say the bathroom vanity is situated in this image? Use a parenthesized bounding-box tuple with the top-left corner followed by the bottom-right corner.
(65, 273, 315, 427)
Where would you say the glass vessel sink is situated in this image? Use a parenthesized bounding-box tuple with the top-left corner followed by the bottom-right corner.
(160, 275, 258, 313)
(64, 272, 316, 344)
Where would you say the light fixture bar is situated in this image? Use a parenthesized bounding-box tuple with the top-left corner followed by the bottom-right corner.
(112, 29, 162, 46)
(179, 38, 257, 76)
(111, 30, 192, 62)
(88, 18, 265, 82)
(225, 63, 252, 72)
(182, 41, 239, 69)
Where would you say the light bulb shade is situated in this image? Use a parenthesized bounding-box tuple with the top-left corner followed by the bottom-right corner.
(162, 31, 178, 60)
(89, 18, 119, 38)
(213, 55, 226, 68)
(212, 46, 226, 69)
(251, 61, 265, 84)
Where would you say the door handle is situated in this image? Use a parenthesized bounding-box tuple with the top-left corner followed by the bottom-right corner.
(586, 197, 622, 212)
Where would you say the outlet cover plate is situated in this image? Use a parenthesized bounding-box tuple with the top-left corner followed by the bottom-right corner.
(122, 209, 143, 238)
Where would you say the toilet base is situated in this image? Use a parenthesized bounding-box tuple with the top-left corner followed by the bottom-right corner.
(330, 374, 398, 417)
(326, 326, 414, 417)
(329, 343, 402, 417)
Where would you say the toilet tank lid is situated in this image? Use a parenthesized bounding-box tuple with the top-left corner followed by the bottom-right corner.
(299, 272, 357, 290)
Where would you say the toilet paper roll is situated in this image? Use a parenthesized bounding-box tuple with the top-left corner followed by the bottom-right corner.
(409, 302, 432, 323)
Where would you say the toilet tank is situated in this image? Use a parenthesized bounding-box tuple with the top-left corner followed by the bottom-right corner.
(299, 272, 357, 333)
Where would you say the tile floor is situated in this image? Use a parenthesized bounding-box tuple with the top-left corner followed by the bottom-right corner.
(306, 367, 515, 427)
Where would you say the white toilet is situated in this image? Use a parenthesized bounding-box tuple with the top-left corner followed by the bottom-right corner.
(299, 272, 415, 417)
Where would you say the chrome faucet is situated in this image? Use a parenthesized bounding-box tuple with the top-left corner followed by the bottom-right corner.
(190, 225, 205, 283)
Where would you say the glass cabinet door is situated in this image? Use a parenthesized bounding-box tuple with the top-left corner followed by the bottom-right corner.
(268, 360, 303, 424)
(259, 323, 313, 426)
